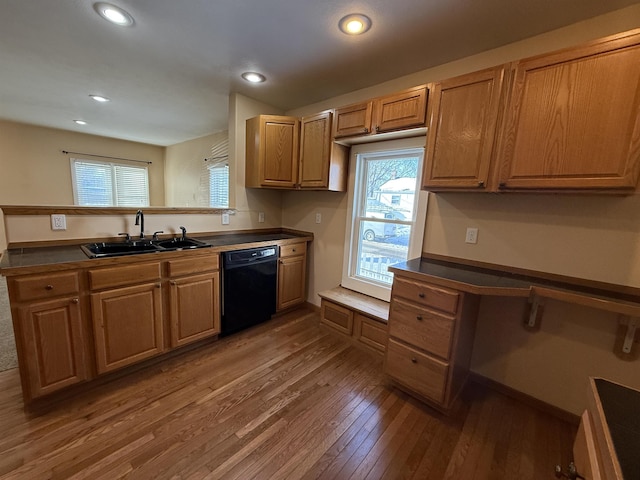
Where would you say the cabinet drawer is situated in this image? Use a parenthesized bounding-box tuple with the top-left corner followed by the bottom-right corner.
(392, 276, 459, 314)
(321, 300, 353, 335)
(389, 297, 455, 359)
(355, 313, 388, 352)
(167, 254, 219, 277)
(13, 271, 80, 302)
(385, 339, 448, 404)
(89, 262, 161, 290)
(280, 242, 306, 258)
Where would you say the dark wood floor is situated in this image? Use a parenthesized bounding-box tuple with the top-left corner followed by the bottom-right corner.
(0, 307, 576, 479)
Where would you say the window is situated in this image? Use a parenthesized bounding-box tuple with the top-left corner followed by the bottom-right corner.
(342, 138, 428, 301)
(207, 162, 229, 208)
(71, 158, 149, 207)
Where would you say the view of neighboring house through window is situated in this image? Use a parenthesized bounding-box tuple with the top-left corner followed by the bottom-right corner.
(342, 138, 428, 301)
(70, 158, 149, 207)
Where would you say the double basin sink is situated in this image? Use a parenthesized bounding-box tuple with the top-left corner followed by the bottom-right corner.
(81, 237, 210, 258)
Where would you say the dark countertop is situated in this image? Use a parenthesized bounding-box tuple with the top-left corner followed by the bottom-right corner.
(0, 230, 312, 274)
(595, 378, 640, 479)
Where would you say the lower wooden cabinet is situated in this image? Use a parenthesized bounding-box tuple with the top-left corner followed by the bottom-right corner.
(277, 243, 307, 311)
(91, 282, 164, 374)
(18, 296, 87, 398)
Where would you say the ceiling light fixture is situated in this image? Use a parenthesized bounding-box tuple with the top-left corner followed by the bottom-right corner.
(94, 2, 134, 26)
(90, 95, 110, 103)
(241, 72, 266, 83)
(74, 120, 88, 125)
(339, 14, 372, 35)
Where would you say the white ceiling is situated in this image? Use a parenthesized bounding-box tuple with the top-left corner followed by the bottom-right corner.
(1, 0, 639, 146)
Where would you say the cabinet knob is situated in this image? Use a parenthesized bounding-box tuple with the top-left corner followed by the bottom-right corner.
(292, 248, 296, 252)
(411, 357, 417, 364)
(45, 284, 54, 290)
(375, 125, 380, 133)
(416, 315, 423, 321)
(418, 292, 425, 298)
(156, 283, 161, 288)
(170, 281, 177, 286)
(499, 182, 506, 188)
(363, 127, 369, 133)
(71, 298, 79, 304)
(478, 181, 485, 187)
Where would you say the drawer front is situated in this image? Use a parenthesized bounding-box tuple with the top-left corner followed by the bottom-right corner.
(167, 254, 219, 277)
(321, 300, 353, 335)
(355, 313, 388, 352)
(385, 339, 448, 405)
(13, 271, 80, 302)
(280, 242, 306, 258)
(389, 297, 455, 359)
(392, 276, 459, 314)
(89, 262, 161, 290)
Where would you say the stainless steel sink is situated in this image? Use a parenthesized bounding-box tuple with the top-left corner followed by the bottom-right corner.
(81, 237, 210, 258)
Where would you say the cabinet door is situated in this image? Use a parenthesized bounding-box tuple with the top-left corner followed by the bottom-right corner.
(333, 102, 373, 138)
(423, 67, 505, 190)
(498, 32, 640, 190)
(19, 297, 87, 398)
(246, 115, 300, 188)
(169, 272, 220, 348)
(92, 283, 163, 374)
(277, 255, 306, 311)
(299, 111, 332, 189)
(373, 85, 427, 133)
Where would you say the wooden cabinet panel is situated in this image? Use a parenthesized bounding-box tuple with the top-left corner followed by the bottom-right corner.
(333, 102, 373, 138)
(321, 300, 354, 335)
(19, 297, 87, 397)
(92, 283, 164, 374)
(277, 253, 306, 311)
(89, 262, 161, 290)
(573, 410, 604, 480)
(13, 271, 79, 302)
(373, 85, 427, 133)
(299, 111, 332, 189)
(385, 339, 448, 404)
(354, 313, 387, 353)
(388, 297, 454, 360)
(280, 242, 306, 258)
(169, 272, 220, 348)
(498, 32, 640, 190)
(423, 67, 505, 190)
(246, 115, 300, 188)
(392, 276, 459, 314)
(167, 254, 219, 277)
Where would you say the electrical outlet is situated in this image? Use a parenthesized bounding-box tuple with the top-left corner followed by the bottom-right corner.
(221, 212, 230, 225)
(465, 227, 478, 244)
(258, 212, 265, 223)
(51, 214, 67, 231)
(315, 213, 322, 224)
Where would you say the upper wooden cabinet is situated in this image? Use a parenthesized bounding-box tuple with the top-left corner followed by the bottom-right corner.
(497, 30, 640, 191)
(246, 112, 348, 191)
(422, 66, 507, 190)
(333, 86, 428, 139)
(246, 115, 300, 189)
(299, 111, 348, 191)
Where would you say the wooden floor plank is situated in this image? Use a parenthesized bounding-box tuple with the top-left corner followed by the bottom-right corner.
(0, 308, 577, 480)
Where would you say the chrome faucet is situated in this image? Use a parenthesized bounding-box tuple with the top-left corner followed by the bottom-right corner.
(179, 226, 187, 239)
(135, 210, 145, 239)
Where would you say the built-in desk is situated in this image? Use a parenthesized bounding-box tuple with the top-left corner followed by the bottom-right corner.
(384, 255, 640, 413)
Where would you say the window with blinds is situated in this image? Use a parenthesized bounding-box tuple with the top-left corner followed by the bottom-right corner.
(70, 158, 150, 207)
(208, 163, 229, 208)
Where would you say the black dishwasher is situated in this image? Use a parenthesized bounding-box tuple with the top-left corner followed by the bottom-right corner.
(221, 246, 278, 335)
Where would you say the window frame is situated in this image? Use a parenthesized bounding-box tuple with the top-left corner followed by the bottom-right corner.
(341, 137, 428, 302)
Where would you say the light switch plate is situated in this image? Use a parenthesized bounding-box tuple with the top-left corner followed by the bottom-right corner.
(258, 212, 265, 223)
(315, 213, 322, 224)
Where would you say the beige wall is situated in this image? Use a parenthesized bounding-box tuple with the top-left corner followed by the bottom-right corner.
(165, 131, 228, 207)
(283, 5, 640, 414)
(0, 121, 165, 206)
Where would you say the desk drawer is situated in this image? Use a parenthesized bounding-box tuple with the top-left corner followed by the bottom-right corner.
(392, 276, 459, 314)
(280, 242, 306, 258)
(389, 297, 454, 359)
(385, 339, 448, 404)
(167, 254, 219, 277)
(89, 262, 161, 290)
(13, 271, 80, 302)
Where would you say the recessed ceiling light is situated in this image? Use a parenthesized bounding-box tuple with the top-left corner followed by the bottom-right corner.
(90, 95, 110, 103)
(74, 120, 88, 125)
(94, 2, 134, 26)
(339, 14, 372, 35)
(241, 72, 266, 83)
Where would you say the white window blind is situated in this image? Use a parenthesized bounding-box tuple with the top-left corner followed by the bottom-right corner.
(208, 163, 229, 208)
(71, 158, 150, 207)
